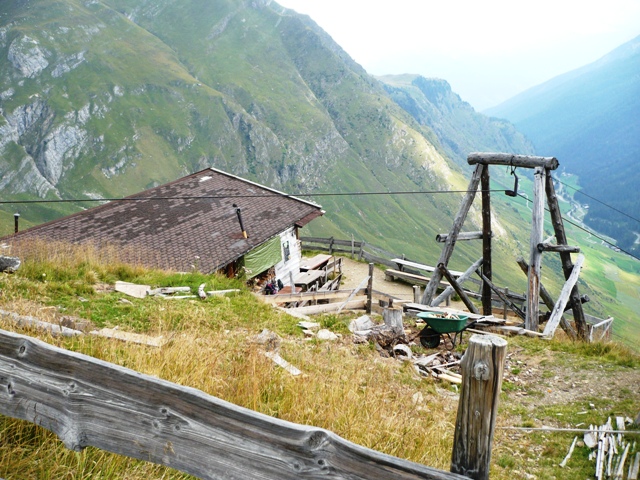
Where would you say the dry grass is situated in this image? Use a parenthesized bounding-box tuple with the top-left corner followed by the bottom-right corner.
(1, 241, 638, 479)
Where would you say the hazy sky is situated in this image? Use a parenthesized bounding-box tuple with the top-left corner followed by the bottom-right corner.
(276, 0, 640, 110)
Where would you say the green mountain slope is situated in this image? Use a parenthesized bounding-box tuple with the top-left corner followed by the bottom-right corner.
(485, 35, 640, 254)
(379, 74, 534, 169)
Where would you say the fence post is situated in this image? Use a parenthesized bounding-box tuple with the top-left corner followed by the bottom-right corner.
(358, 241, 365, 261)
(451, 334, 507, 480)
(366, 263, 374, 314)
(329, 236, 334, 254)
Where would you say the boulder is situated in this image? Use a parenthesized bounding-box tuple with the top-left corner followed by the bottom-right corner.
(0, 256, 21, 273)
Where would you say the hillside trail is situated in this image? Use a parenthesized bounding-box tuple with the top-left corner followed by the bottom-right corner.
(324, 255, 640, 416)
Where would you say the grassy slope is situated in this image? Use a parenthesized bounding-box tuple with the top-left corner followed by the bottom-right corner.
(0, 243, 638, 478)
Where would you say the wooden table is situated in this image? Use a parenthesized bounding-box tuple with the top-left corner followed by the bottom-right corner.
(299, 254, 331, 272)
(293, 270, 326, 291)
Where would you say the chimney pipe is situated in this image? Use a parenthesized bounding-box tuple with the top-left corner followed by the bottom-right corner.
(232, 204, 247, 238)
(14, 213, 20, 234)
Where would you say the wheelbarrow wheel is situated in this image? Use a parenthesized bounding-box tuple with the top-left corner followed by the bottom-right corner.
(419, 327, 441, 349)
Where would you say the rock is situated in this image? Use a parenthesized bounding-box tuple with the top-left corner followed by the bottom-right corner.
(412, 392, 424, 405)
(316, 329, 338, 341)
(7, 35, 49, 78)
(253, 329, 281, 351)
(349, 315, 375, 332)
(0, 256, 21, 273)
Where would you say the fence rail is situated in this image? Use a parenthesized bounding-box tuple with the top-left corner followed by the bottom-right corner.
(0, 328, 467, 480)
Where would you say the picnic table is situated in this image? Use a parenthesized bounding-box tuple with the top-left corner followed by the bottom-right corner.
(299, 254, 332, 272)
(293, 269, 326, 291)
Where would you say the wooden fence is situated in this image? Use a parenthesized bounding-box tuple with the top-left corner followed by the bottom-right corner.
(0, 328, 476, 480)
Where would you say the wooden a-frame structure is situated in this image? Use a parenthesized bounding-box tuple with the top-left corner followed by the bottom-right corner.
(420, 152, 589, 340)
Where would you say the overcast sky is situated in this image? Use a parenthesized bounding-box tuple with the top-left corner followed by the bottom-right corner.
(276, 0, 640, 111)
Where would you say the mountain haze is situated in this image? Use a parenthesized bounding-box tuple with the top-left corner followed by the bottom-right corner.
(486, 34, 640, 254)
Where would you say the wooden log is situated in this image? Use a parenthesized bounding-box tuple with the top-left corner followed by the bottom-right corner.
(475, 271, 525, 320)
(0, 309, 83, 337)
(422, 164, 484, 305)
(467, 152, 559, 170)
(545, 174, 589, 340)
(436, 232, 484, 243)
(366, 263, 374, 314)
(0, 329, 465, 480)
(543, 254, 585, 338)
(526, 167, 546, 332)
(537, 243, 580, 253)
(450, 334, 508, 480)
(413, 286, 422, 304)
(438, 264, 479, 314)
(432, 258, 483, 307)
(481, 166, 492, 316)
(383, 307, 404, 334)
(516, 257, 576, 340)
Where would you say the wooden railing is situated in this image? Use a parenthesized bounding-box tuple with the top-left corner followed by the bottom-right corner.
(0, 328, 474, 480)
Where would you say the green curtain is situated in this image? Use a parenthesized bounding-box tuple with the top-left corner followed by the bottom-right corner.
(242, 236, 282, 278)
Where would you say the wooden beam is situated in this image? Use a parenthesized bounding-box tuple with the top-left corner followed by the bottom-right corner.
(545, 174, 589, 340)
(467, 152, 559, 170)
(436, 232, 484, 243)
(338, 275, 370, 313)
(438, 264, 479, 314)
(256, 289, 356, 305)
(432, 258, 483, 307)
(366, 263, 374, 314)
(516, 258, 576, 340)
(481, 166, 492, 316)
(450, 334, 508, 480)
(421, 164, 484, 305)
(476, 271, 525, 320)
(527, 167, 546, 332)
(537, 243, 580, 253)
(543, 254, 585, 338)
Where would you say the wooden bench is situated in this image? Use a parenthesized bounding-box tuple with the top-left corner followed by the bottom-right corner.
(299, 254, 331, 272)
(391, 258, 464, 277)
(384, 268, 431, 286)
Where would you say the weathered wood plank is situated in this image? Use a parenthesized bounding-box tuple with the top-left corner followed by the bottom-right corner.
(422, 164, 484, 305)
(537, 243, 580, 253)
(257, 289, 357, 305)
(545, 174, 589, 340)
(432, 258, 483, 307)
(435, 232, 484, 243)
(450, 334, 507, 480)
(0, 329, 465, 480)
(542, 254, 585, 338)
(438, 264, 479, 314)
(475, 271, 525, 320)
(0, 309, 83, 337)
(467, 152, 559, 170)
(516, 258, 576, 340)
(526, 167, 546, 332)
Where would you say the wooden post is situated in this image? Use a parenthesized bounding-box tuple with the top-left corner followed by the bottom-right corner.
(481, 166, 492, 316)
(421, 164, 484, 305)
(413, 285, 422, 304)
(543, 254, 585, 338)
(432, 258, 483, 307)
(545, 174, 588, 340)
(351, 234, 355, 258)
(503, 288, 509, 321)
(451, 334, 507, 480)
(329, 236, 334, 255)
(366, 263, 374, 314)
(516, 257, 577, 340)
(358, 241, 365, 261)
(438, 264, 479, 314)
(526, 167, 546, 332)
(383, 307, 404, 334)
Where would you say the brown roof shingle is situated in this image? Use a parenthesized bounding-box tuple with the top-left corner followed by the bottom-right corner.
(8, 168, 323, 273)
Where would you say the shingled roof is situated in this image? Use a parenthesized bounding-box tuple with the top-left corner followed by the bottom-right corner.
(8, 168, 323, 273)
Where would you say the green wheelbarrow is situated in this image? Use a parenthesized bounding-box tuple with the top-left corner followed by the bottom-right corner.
(416, 312, 477, 350)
